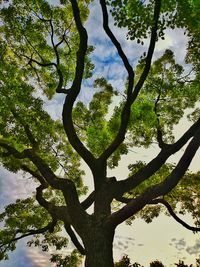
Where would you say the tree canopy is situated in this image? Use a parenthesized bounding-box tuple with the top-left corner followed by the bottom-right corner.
(0, 0, 200, 266)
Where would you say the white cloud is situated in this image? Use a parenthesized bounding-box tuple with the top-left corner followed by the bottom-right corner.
(0, 168, 36, 209)
(26, 247, 54, 267)
(156, 34, 173, 51)
(186, 240, 200, 255)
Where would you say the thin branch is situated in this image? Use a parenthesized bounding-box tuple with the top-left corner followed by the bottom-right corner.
(132, 0, 161, 100)
(154, 87, 165, 149)
(0, 220, 57, 249)
(50, 23, 72, 94)
(11, 109, 38, 149)
(22, 53, 57, 68)
(29, 62, 42, 85)
(64, 223, 86, 255)
(24, 34, 45, 63)
(19, 32, 69, 95)
(176, 68, 195, 83)
(149, 199, 200, 232)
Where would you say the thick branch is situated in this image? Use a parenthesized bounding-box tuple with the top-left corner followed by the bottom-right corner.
(81, 191, 95, 210)
(0, 141, 76, 192)
(114, 117, 200, 196)
(149, 199, 200, 232)
(62, 183, 90, 233)
(0, 141, 90, 231)
(62, 0, 96, 170)
(107, 126, 200, 226)
(99, 0, 134, 98)
(99, 0, 161, 161)
(99, 0, 134, 161)
(21, 164, 47, 186)
(35, 184, 91, 254)
(0, 141, 26, 159)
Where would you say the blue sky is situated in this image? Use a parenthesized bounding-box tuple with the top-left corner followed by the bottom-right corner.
(0, 0, 200, 266)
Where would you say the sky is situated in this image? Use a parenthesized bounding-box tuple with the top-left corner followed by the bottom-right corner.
(0, 0, 200, 267)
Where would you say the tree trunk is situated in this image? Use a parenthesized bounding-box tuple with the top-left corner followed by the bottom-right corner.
(83, 226, 115, 267)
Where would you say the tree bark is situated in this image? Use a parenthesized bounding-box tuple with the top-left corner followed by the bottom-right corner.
(83, 225, 115, 267)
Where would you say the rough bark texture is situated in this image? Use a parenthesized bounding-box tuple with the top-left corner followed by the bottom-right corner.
(84, 225, 115, 267)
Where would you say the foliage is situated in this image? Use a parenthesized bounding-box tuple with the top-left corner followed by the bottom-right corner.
(115, 255, 200, 267)
(150, 261, 165, 267)
(50, 250, 83, 267)
(0, 0, 200, 266)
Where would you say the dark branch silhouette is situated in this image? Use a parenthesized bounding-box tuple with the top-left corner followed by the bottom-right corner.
(0, 220, 57, 249)
(62, 0, 96, 172)
(99, 0, 161, 161)
(149, 199, 200, 232)
(109, 126, 200, 226)
(114, 117, 200, 196)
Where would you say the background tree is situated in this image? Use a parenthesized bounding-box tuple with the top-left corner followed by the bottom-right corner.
(114, 255, 200, 267)
(0, 0, 200, 266)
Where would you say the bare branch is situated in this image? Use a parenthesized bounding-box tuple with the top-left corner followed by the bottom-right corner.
(64, 223, 86, 255)
(176, 68, 195, 84)
(149, 199, 200, 232)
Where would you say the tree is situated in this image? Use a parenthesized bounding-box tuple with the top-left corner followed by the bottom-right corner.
(114, 255, 199, 267)
(0, 0, 200, 266)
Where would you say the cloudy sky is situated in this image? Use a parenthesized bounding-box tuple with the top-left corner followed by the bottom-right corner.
(1, 0, 200, 267)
